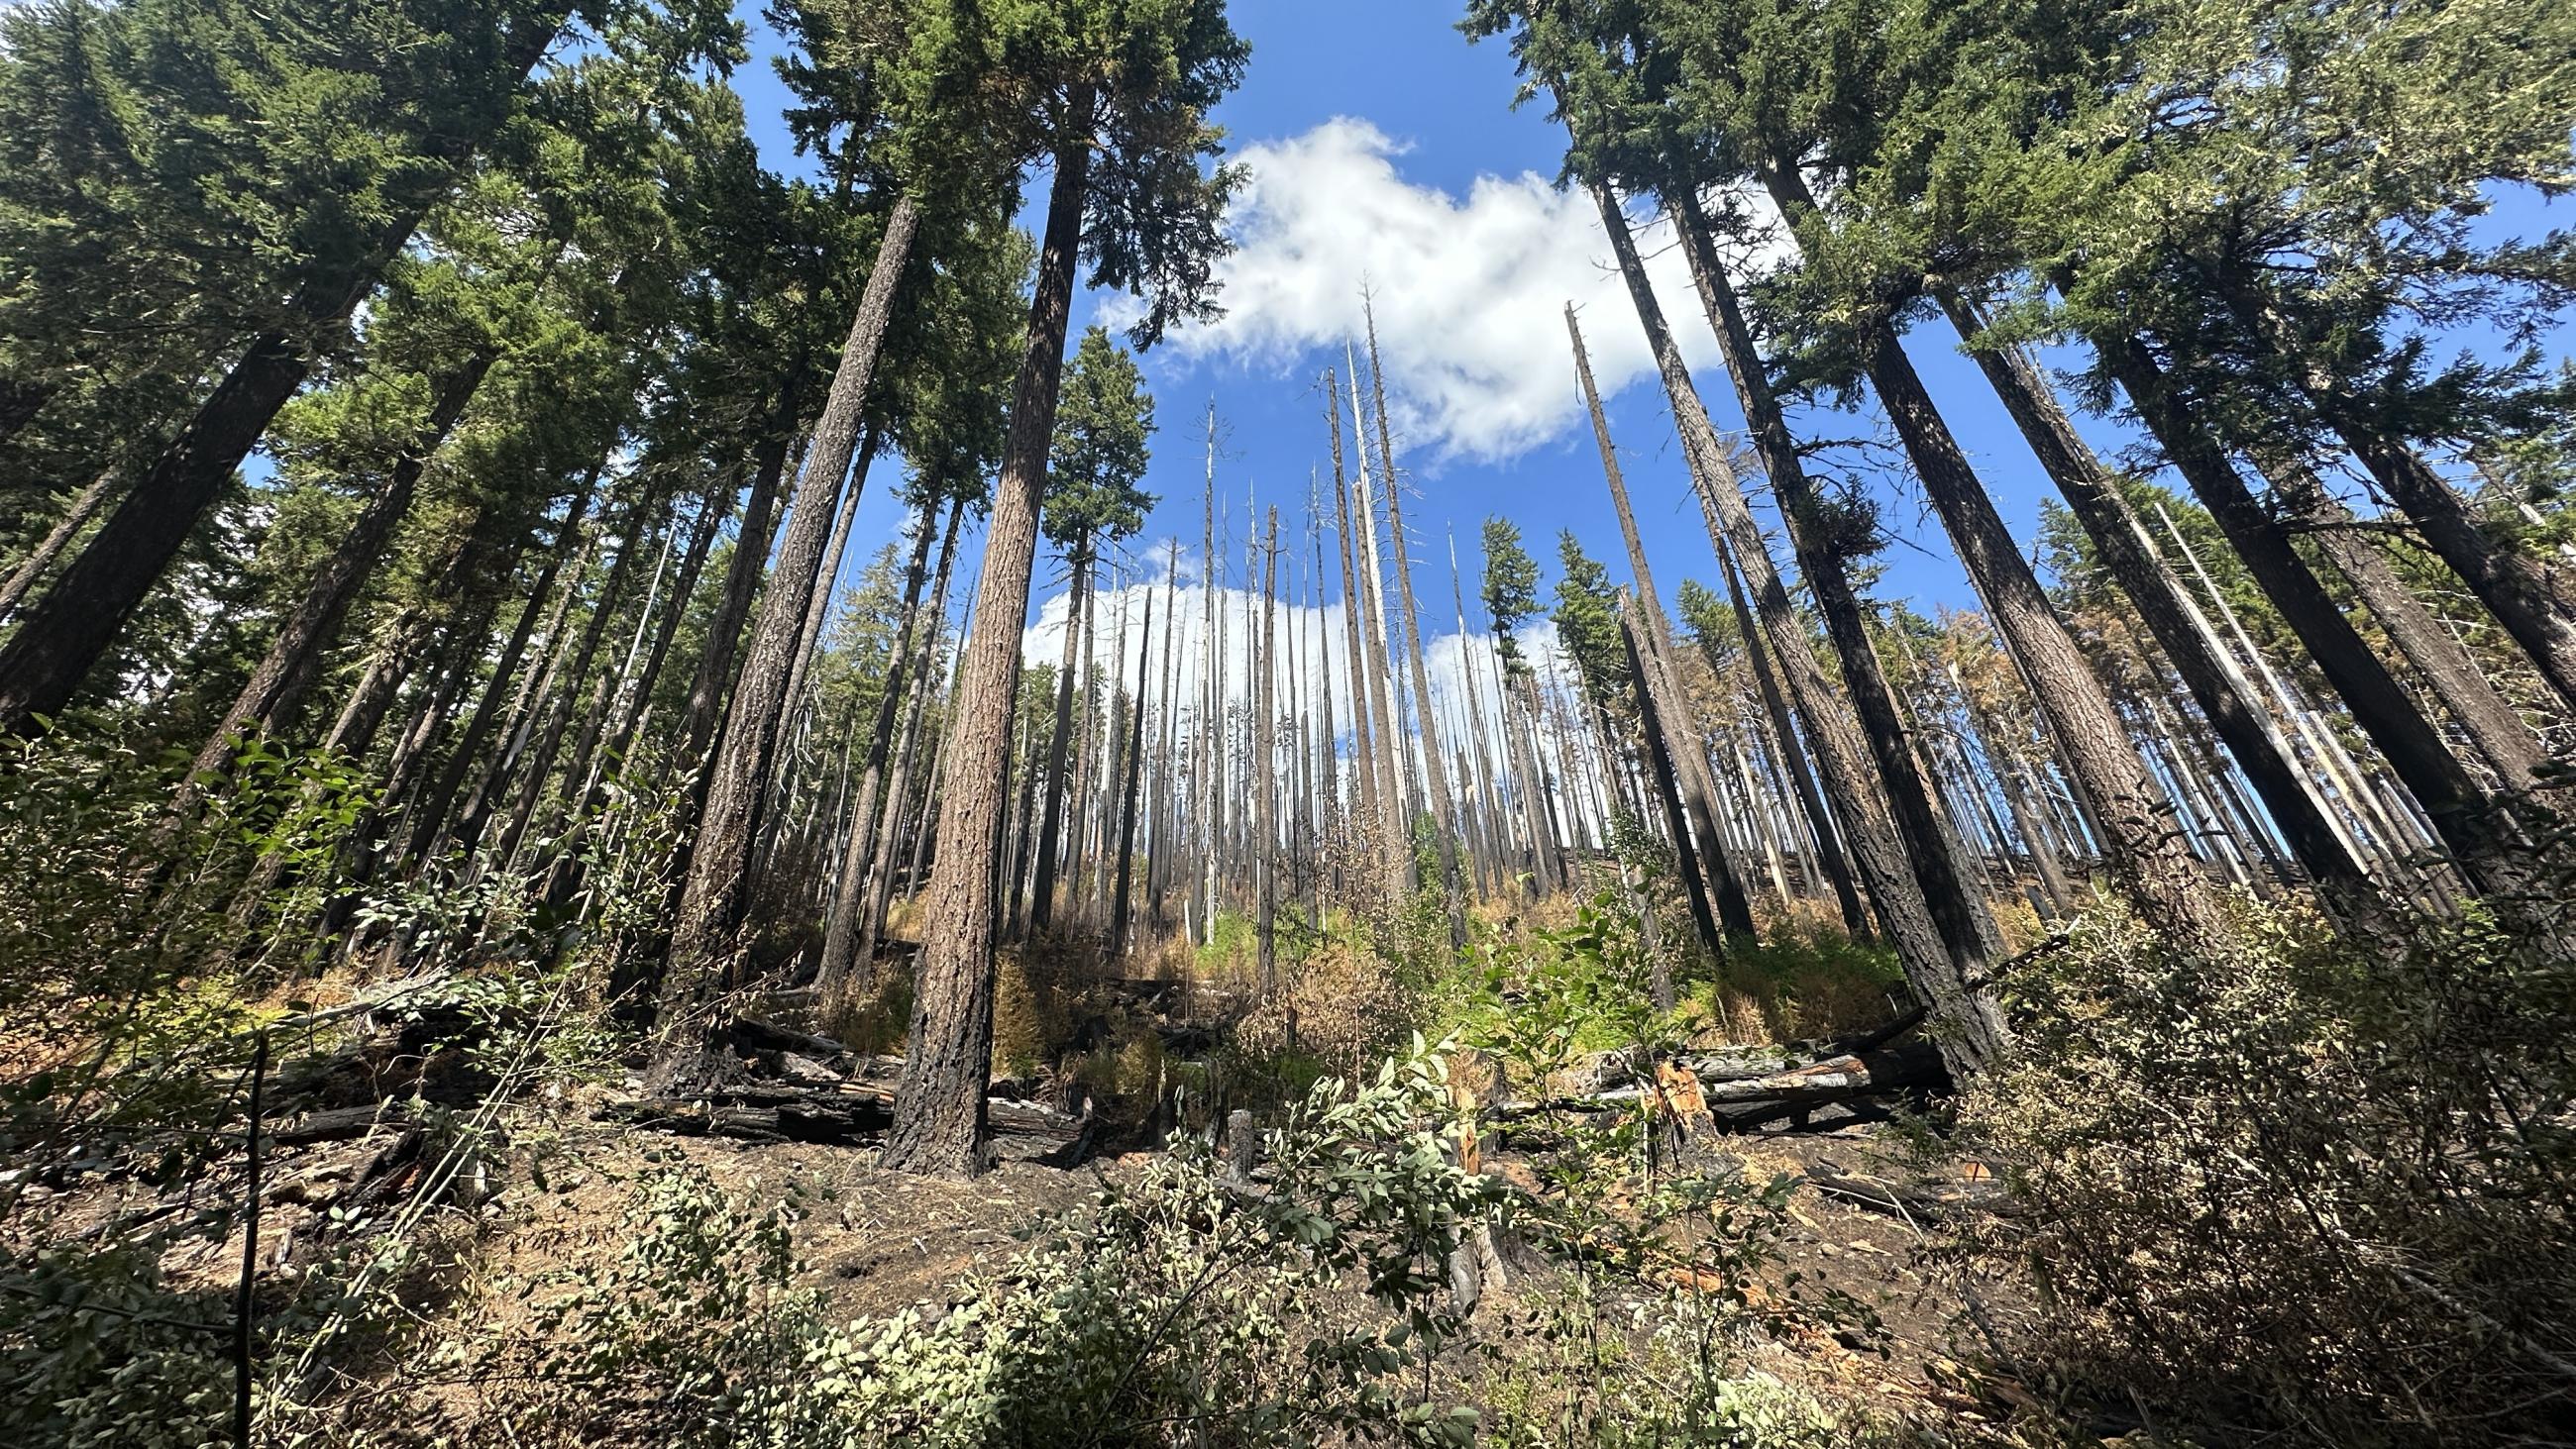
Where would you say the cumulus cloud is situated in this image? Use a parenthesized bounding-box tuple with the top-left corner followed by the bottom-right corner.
(1130, 117, 1752, 465)
(1015, 540, 1583, 809)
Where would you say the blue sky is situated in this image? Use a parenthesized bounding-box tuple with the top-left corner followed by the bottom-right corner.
(728, 0, 2574, 680)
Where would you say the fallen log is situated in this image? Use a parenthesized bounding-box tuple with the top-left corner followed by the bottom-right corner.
(1821, 1003, 1929, 1059)
(271, 1102, 411, 1147)
(602, 1100, 806, 1143)
(1494, 1041, 1945, 1121)
(1697, 1041, 1945, 1108)
(720, 1015, 859, 1067)
(1579, 1046, 1796, 1092)
(1093, 977, 1186, 1003)
(600, 1083, 895, 1145)
(598, 1086, 1093, 1164)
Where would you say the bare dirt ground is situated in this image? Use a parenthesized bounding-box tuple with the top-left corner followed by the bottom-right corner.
(7, 1016, 2052, 1442)
(440, 1098, 2033, 1435)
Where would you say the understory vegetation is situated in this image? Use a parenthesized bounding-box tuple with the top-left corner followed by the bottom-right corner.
(6, 724, 2573, 1446)
(6, 0, 2576, 1440)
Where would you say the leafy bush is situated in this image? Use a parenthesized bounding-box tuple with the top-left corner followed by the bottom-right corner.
(420, 1043, 1500, 1448)
(0, 1239, 237, 1449)
(1961, 885, 2576, 1446)
(0, 717, 634, 1449)
(230, 1002, 1923, 1449)
(1482, 1305, 1860, 1449)
(3, 1207, 419, 1449)
(0, 728, 371, 1034)
(1424, 888, 1702, 1103)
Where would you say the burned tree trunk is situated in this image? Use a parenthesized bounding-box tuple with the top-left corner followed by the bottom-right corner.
(1108, 594, 1154, 963)
(1028, 548, 1091, 933)
(1933, 289, 2380, 913)
(1593, 171, 2008, 1077)
(2096, 333, 2525, 893)
(664, 193, 919, 1025)
(1620, 592, 1725, 979)
(1365, 306, 1470, 933)
(884, 106, 1095, 1179)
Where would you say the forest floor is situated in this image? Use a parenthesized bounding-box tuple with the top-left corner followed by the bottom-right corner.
(5, 906, 2071, 1444)
(461, 1098, 1991, 1355)
(13, 1068, 2037, 1439)
(375, 1105, 2004, 1424)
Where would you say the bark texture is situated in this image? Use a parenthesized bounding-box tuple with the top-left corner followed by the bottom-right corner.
(1604, 174, 2008, 1076)
(883, 113, 1094, 1179)
(665, 194, 919, 1022)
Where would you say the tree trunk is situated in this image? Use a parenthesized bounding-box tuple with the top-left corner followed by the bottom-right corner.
(1196, 408, 1222, 940)
(854, 513, 969, 983)
(0, 467, 121, 624)
(1620, 593, 1726, 968)
(1283, 561, 1316, 901)
(1717, 542, 1871, 937)
(2354, 435, 2576, 712)
(544, 484, 729, 913)
(818, 497, 951, 992)
(1028, 548, 1090, 932)
(681, 409, 798, 770)
(1069, 563, 1114, 921)
(1759, 168, 2234, 954)
(536, 500, 689, 908)
(2221, 283, 2576, 714)
(901, 639, 962, 899)
(2259, 453, 2549, 788)
(1603, 174, 2008, 1076)
(1005, 703, 1045, 937)
(1306, 519, 1341, 864)
(1364, 310, 1469, 933)
(444, 526, 597, 874)
(1541, 650, 1602, 850)
(778, 421, 884, 762)
(185, 352, 495, 803)
(1568, 302, 1758, 938)
(1505, 668, 1561, 893)
(1108, 593, 1153, 963)
(1324, 375, 1388, 887)
(1151, 541, 1184, 923)
(614, 489, 726, 761)
(487, 490, 670, 872)
(1446, 531, 1503, 900)
(1254, 509, 1280, 993)
(884, 107, 1093, 1179)
(2161, 500, 2424, 884)
(1933, 289, 2381, 914)
(1338, 363, 1413, 898)
(0, 327, 352, 728)
(2095, 332, 2525, 892)
(664, 193, 919, 1022)
(404, 472, 601, 868)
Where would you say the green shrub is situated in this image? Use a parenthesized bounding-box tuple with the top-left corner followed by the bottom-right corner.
(1424, 888, 1701, 1101)
(420, 1042, 1501, 1448)
(0, 728, 371, 1036)
(0, 1239, 236, 1449)
(1961, 884, 2576, 1446)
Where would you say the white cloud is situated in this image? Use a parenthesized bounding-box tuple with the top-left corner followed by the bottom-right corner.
(1133, 117, 1750, 466)
(1013, 539, 1589, 822)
